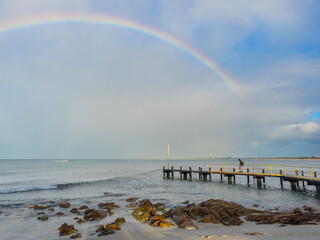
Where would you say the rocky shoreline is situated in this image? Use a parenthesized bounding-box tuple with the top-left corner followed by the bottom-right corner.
(1, 196, 319, 239)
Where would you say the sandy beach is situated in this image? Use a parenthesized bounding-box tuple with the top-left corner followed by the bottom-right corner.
(1, 198, 320, 240)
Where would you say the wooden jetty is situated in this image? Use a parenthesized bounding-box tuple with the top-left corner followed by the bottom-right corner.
(163, 163, 320, 192)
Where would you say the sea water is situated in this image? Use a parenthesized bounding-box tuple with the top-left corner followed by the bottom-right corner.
(1, 159, 320, 213)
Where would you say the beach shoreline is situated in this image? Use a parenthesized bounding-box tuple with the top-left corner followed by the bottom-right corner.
(1, 197, 320, 240)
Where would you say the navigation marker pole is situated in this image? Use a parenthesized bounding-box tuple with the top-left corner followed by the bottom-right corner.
(168, 144, 170, 169)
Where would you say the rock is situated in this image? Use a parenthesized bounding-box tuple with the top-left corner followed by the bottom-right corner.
(70, 233, 81, 239)
(126, 197, 138, 202)
(84, 209, 95, 214)
(37, 215, 49, 221)
(96, 225, 105, 232)
(252, 204, 259, 208)
(58, 223, 77, 236)
(37, 212, 45, 215)
(150, 214, 164, 223)
(115, 218, 126, 225)
(126, 203, 137, 208)
(279, 224, 287, 227)
(77, 219, 85, 224)
(201, 236, 214, 239)
(303, 205, 316, 212)
(79, 205, 88, 210)
(0, 210, 2, 214)
(245, 232, 264, 235)
(106, 224, 121, 231)
(97, 230, 115, 236)
(56, 212, 64, 216)
(70, 208, 79, 214)
(59, 202, 71, 208)
(29, 204, 51, 210)
(179, 220, 198, 229)
(227, 216, 242, 225)
(48, 208, 55, 212)
(159, 221, 175, 227)
(104, 192, 111, 195)
(183, 201, 190, 204)
(92, 210, 108, 219)
(98, 202, 119, 209)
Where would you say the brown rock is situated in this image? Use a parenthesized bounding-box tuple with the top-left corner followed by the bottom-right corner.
(303, 205, 316, 211)
(92, 210, 108, 219)
(96, 225, 105, 232)
(56, 212, 64, 216)
(79, 205, 88, 210)
(70, 233, 81, 239)
(84, 209, 95, 214)
(58, 223, 77, 236)
(179, 220, 198, 229)
(160, 221, 175, 227)
(106, 224, 121, 231)
(228, 216, 242, 225)
(126, 197, 138, 202)
(70, 208, 79, 214)
(29, 204, 51, 210)
(97, 230, 115, 236)
(59, 202, 71, 208)
(77, 219, 85, 224)
(150, 214, 164, 224)
(37, 212, 45, 215)
(115, 218, 126, 225)
(126, 203, 137, 208)
(37, 215, 49, 221)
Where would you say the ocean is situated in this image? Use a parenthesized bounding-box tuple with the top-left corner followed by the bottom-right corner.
(1, 158, 320, 214)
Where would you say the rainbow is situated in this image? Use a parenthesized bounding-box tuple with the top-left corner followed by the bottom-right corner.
(0, 13, 245, 98)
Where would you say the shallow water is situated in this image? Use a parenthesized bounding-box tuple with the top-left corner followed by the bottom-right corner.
(1, 158, 320, 212)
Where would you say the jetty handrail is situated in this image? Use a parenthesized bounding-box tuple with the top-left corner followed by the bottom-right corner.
(208, 163, 320, 181)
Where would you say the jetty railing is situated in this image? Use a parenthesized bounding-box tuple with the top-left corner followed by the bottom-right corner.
(208, 164, 320, 181)
(163, 163, 320, 191)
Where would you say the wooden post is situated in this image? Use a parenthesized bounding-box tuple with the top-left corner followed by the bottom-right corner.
(290, 181, 297, 190)
(209, 167, 212, 180)
(201, 167, 203, 181)
(233, 168, 236, 182)
(220, 168, 223, 181)
(228, 176, 233, 184)
(301, 171, 305, 188)
(257, 177, 262, 188)
(262, 169, 266, 183)
(163, 166, 165, 179)
(315, 172, 318, 178)
(198, 167, 201, 180)
(171, 166, 174, 180)
(189, 167, 192, 180)
(247, 168, 250, 185)
(280, 170, 283, 188)
(180, 166, 182, 180)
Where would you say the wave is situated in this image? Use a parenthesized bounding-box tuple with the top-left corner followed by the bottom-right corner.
(0, 185, 58, 194)
(53, 160, 69, 163)
(0, 169, 159, 194)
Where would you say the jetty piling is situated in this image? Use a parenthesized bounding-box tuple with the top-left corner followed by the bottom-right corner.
(163, 163, 320, 192)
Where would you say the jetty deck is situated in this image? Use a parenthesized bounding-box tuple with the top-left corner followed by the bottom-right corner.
(163, 163, 320, 192)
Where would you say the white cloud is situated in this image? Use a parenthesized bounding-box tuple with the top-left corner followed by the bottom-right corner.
(269, 122, 320, 141)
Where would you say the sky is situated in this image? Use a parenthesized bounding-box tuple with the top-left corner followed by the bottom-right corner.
(0, 0, 320, 159)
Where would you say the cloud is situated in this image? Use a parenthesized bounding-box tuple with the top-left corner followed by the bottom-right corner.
(0, 1, 319, 158)
(269, 121, 320, 141)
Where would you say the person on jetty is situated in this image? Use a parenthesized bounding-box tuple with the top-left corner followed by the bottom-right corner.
(238, 159, 244, 172)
